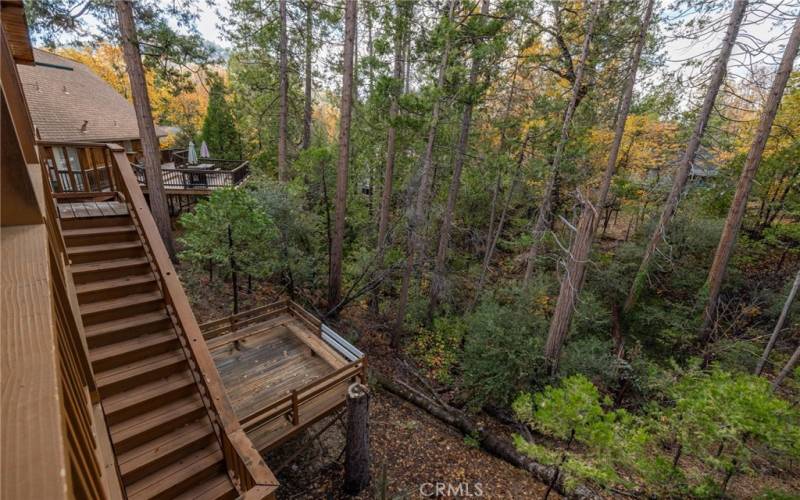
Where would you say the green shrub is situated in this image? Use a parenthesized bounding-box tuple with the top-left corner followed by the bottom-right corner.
(460, 292, 546, 408)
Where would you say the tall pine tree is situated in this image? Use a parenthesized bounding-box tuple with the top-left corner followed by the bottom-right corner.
(201, 77, 241, 160)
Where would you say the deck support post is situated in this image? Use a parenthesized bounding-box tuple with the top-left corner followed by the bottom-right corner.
(344, 382, 370, 495)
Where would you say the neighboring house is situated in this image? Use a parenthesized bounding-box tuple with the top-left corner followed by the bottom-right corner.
(17, 48, 166, 156)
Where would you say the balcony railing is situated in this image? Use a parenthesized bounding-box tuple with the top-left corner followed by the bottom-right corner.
(38, 142, 249, 194)
(132, 161, 250, 191)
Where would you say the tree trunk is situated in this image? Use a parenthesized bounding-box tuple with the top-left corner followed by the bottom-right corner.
(428, 0, 491, 318)
(374, 373, 603, 500)
(756, 270, 800, 375)
(542, 0, 655, 372)
(115, 0, 176, 260)
(278, 0, 290, 181)
(392, 0, 456, 344)
(624, 0, 749, 312)
(522, 0, 599, 286)
(328, 0, 358, 312)
(699, 16, 800, 343)
(343, 383, 371, 495)
(302, 0, 313, 150)
(372, 0, 407, 313)
(772, 342, 800, 390)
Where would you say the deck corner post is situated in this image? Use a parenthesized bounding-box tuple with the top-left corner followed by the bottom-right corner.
(344, 382, 370, 495)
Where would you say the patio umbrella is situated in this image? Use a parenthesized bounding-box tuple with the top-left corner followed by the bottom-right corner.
(200, 141, 210, 158)
(187, 141, 198, 165)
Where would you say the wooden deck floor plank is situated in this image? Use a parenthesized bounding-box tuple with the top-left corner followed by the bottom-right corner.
(85, 202, 105, 217)
(213, 335, 309, 383)
(226, 354, 330, 416)
(71, 202, 91, 218)
(110, 201, 129, 216)
(223, 352, 313, 406)
(211, 325, 298, 367)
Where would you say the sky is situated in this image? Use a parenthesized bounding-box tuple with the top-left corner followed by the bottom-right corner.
(194, 1, 796, 92)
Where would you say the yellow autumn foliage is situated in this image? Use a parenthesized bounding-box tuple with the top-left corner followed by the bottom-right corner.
(55, 44, 208, 134)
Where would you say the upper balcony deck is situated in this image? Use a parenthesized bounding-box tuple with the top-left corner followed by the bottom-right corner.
(38, 142, 249, 198)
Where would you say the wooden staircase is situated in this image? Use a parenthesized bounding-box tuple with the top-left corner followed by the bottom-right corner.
(63, 212, 238, 500)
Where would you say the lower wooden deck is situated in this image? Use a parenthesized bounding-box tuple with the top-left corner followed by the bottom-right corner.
(211, 317, 336, 418)
(208, 311, 357, 453)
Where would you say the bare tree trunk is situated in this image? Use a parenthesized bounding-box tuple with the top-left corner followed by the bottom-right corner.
(392, 0, 456, 344)
(428, 0, 490, 318)
(699, 16, 800, 343)
(372, 1, 407, 313)
(522, 0, 599, 286)
(756, 270, 800, 375)
(543, 0, 655, 372)
(772, 342, 800, 390)
(278, 0, 289, 181)
(624, 0, 749, 312)
(328, 0, 358, 312)
(343, 383, 371, 494)
(302, 0, 313, 150)
(115, 0, 175, 260)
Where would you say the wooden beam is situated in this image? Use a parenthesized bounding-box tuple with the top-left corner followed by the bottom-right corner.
(285, 322, 347, 369)
(0, 2, 34, 65)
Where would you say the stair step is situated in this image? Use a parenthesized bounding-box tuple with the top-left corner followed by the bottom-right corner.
(91, 330, 179, 373)
(68, 240, 144, 264)
(96, 350, 188, 398)
(81, 291, 163, 326)
(103, 371, 197, 426)
(126, 445, 225, 500)
(72, 257, 151, 284)
(110, 394, 206, 453)
(118, 419, 216, 485)
(61, 215, 131, 231)
(174, 472, 237, 500)
(63, 224, 138, 245)
(76, 274, 158, 303)
(85, 310, 172, 348)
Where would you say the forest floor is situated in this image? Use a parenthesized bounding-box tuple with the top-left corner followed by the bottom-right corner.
(177, 259, 799, 499)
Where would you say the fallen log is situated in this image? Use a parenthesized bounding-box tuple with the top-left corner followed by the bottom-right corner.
(374, 373, 604, 500)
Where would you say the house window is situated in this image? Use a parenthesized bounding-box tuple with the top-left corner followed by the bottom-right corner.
(51, 147, 84, 191)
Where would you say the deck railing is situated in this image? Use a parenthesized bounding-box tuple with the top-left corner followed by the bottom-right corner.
(39, 141, 118, 194)
(199, 299, 367, 437)
(37, 141, 277, 498)
(132, 160, 250, 191)
(39, 142, 249, 194)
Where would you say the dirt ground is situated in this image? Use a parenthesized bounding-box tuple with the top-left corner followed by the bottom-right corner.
(267, 388, 556, 499)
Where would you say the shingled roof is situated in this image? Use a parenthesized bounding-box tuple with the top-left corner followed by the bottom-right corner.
(17, 49, 166, 143)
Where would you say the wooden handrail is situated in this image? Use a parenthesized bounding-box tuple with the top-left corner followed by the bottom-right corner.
(107, 144, 277, 497)
(241, 360, 365, 431)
